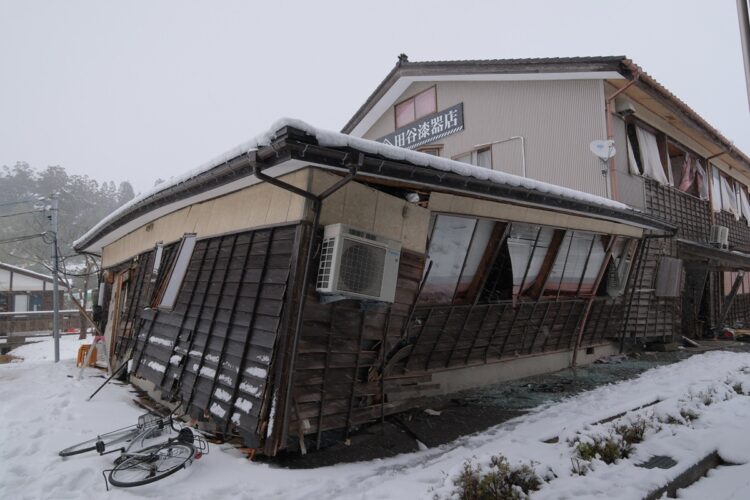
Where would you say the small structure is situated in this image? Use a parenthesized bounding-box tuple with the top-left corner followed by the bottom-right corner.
(0, 262, 68, 335)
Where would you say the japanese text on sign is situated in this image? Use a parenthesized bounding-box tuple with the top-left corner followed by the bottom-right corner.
(377, 103, 464, 150)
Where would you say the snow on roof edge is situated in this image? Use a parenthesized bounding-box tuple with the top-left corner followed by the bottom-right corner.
(74, 118, 629, 251)
(0, 262, 55, 282)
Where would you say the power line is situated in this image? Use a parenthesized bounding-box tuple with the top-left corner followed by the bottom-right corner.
(0, 209, 43, 218)
(0, 198, 38, 208)
(0, 233, 45, 245)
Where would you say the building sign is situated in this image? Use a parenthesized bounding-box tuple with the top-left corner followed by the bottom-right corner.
(377, 103, 464, 150)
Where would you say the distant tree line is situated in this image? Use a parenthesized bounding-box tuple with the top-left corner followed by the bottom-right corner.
(0, 162, 135, 279)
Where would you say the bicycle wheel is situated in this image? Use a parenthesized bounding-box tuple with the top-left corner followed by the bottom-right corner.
(59, 427, 137, 457)
(108, 442, 195, 487)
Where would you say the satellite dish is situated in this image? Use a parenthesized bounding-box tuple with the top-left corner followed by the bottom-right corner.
(589, 140, 616, 161)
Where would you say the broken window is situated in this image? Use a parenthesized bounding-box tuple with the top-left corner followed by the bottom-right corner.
(421, 217, 617, 305)
(670, 144, 708, 199)
(507, 224, 555, 297)
(151, 243, 164, 282)
(630, 125, 670, 185)
(158, 234, 196, 310)
(421, 215, 501, 304)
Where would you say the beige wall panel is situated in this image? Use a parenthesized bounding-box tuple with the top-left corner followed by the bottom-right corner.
(312, 169, 429, 253)
(401, 205, 430, 253)
(191, 199, 217, 236)
(363, 79, 609, 198)
(342, 183, 378, 231)
(102, 170, 313, 267)
(429, 192, 642, 237)
(373, 191, 405, 239)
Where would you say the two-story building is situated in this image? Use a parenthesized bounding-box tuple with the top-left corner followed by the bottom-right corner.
(343, 55, 750, 343)
(74, 56, 750, 456)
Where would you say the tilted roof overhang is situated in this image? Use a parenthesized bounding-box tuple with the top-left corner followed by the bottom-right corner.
(341, 56, 750, 172)
(74, 125, 674, 253)
(676, 239, 750, 271)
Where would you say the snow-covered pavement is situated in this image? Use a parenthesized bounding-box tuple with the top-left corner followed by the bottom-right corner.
(2, 337, 750, 499)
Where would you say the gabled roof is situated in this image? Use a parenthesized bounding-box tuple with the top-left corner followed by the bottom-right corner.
(73, 119, 674, 253)
(0, 262, 54, 282)
(341, 55, 750, 170)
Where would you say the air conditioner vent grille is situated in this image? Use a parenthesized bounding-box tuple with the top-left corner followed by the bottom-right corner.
(317, 237, 336, 289)
(336, 238, 386, 296)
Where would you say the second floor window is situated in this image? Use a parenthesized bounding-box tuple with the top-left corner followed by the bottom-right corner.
(395, 87, 437, 129)
(455, 148, 491, 168)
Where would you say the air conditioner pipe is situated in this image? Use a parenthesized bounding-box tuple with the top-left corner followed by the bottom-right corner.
(252, 153, 362, 452)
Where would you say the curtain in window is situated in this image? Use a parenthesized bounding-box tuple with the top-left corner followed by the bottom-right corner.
(676, 154, 709, 199)
(720, 175, 740, 220)
(710, 167, 722, 212)
(695, 161, 709, 199)
(626, 136, 640, 175)
(740, 187, 750, 226)
(635, 127, 670, 185)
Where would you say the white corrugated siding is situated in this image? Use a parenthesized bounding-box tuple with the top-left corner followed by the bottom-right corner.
(363, 79, 610, 198)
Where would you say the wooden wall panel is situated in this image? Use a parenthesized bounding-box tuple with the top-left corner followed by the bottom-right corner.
(116, 224, 301, 450)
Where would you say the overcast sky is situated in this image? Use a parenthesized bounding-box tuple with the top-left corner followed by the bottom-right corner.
(1, 0, 748, 193)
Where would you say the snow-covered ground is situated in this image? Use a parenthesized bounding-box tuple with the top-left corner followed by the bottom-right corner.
(2, 337, 750, 499)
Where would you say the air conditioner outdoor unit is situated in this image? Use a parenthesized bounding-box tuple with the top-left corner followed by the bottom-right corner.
(316, 224, 402, 303)
(710, 225, 729, 249)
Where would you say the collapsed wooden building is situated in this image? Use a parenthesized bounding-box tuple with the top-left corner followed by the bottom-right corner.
(74, 56, 750, 455)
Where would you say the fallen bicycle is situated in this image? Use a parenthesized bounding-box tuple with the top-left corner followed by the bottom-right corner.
(58, 405, 208, 489)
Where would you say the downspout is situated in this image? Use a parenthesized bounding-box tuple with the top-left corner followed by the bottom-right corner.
(571, 235, 619, 367)
(252, 153, 362, 452)
(605, 70, 641, 201)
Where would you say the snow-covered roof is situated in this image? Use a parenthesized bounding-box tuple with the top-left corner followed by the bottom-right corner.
(74, 118, 632, 251)
(0, 262, 54, 282)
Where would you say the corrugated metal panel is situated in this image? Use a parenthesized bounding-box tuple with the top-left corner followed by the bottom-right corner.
(363, 79, 610, 198)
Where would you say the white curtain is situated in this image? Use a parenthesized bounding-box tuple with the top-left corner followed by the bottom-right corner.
(635, 127, 670, 185)
(626, 136, 640, 175)
(740, 188, 750, 227)
(710, 167, 722, 212)
(720, 175, 740, 220)
(695, 161, 709, 200)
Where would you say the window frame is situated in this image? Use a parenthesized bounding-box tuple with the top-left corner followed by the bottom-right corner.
(453, 147, 493, 169)
(156, 234, 197, 311)
(394, 86, 437, 129)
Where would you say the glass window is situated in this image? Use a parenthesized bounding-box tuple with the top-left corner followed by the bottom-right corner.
(421, 215, 477, 303)
(710, 166, 722, 212)
(455, 147, 492, 169)
(395, 100, 416, 129)
(507, 224, 555, 296)
(158, 234, 196, 310)
(414, 87, 436, 119)
(544, 231, 606, 296)
(395, 87, 437, 129)
(454, 220, 496, 301)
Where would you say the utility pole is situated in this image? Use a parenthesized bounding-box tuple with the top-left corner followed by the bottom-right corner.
(49, 194, 60, 363)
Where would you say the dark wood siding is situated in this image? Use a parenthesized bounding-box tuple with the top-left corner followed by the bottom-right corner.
(117, 224, 300, 448)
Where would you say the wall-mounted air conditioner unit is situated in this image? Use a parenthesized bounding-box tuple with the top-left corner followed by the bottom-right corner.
(316, 224, 402, 303)
(710, 225, 729, 249)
